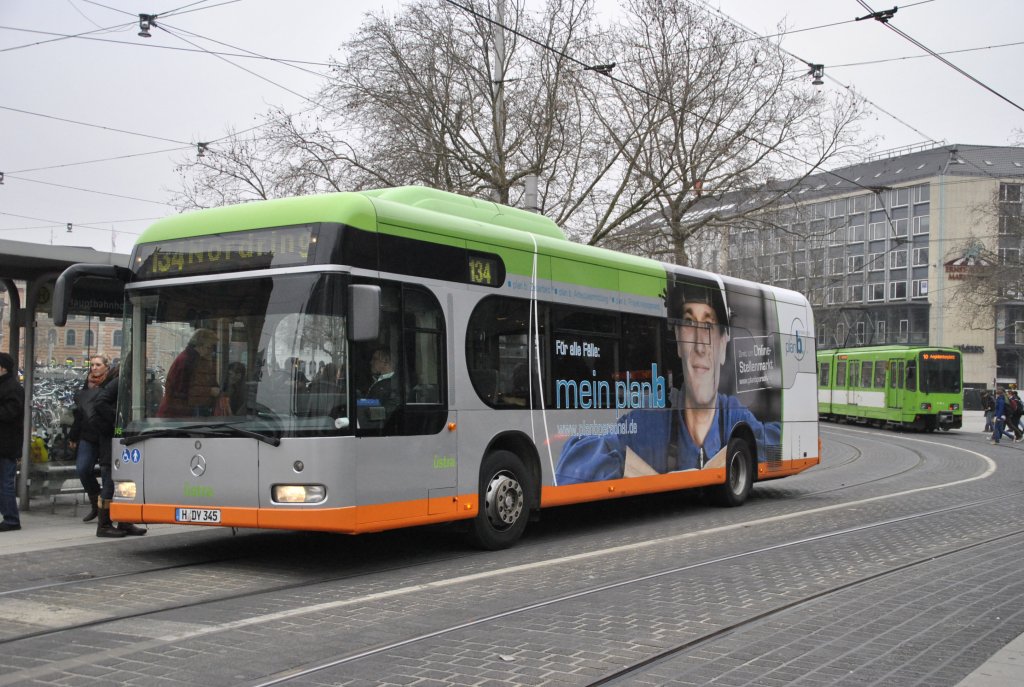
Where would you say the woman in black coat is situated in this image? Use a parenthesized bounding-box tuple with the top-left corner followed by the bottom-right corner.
(70, 356, 145, 537)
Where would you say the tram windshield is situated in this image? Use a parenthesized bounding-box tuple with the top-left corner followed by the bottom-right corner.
(117, 273, 352, 439)
(919, 352, 961, 394)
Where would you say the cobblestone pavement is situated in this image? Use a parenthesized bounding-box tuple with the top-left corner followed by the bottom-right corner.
(0, 422, 1022, 686)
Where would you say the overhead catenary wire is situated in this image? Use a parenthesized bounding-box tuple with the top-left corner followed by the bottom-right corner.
(0, 24, 335, 67)
(855, 0, 1024, 115)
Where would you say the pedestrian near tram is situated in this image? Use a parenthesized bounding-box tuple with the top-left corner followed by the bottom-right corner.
(989, 388, 1016, 444)
(0, 352, 24, 532)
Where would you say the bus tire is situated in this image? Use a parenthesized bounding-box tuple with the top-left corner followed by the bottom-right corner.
(710, 438, 753, 508)
(467, 450, 531, 550)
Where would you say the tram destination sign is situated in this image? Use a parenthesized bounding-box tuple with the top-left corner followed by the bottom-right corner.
(133, 224, 317, 279)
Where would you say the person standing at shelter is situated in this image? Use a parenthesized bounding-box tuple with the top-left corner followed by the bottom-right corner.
(0, 352, 24, 532)
(70, 355, 146, 537)
(70, 355, 109, 523)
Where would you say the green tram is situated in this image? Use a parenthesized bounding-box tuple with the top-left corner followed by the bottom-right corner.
(817, 346, 963, 431)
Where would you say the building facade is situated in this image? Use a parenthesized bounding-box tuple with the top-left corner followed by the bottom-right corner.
(1, 283, 123, 369)
(719, 143, 1024, 391)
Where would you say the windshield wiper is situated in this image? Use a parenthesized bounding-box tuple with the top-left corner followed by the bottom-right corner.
(121, 422, 281, 447)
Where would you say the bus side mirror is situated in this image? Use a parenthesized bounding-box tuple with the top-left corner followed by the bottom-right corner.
(348, 284, 380, 342)
(53, 264, 131, 326)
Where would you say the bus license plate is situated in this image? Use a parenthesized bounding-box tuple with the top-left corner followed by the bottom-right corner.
(175, 507, 221, 523)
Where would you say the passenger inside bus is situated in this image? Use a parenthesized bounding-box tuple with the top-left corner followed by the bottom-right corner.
(156, 329, 221, 418)
(220, 362, 248, 415)
(304, 362, 346, 417)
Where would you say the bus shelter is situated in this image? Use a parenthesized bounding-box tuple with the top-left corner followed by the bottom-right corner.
(0, 238, 127, 510)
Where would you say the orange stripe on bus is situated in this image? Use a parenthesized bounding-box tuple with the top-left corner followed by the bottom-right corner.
(542, 468, 727, 507)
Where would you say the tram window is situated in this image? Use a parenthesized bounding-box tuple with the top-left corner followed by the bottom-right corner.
(906, 361, 917, 392)
(849, 361, 859, 387)
(835, 361, 847, 388)
(818, 362, 830, 387)
(897, 361, 905, 389)
(874, 360, 887, 388)
(861, 361, 873, 388)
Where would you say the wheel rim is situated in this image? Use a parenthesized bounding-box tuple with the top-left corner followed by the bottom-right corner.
(728, 449, 748, 495)
(484, 470, 524, 531)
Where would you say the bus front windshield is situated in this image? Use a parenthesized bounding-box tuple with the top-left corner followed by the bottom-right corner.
(118, 273, 351, 438)
(920, 352, 961, 394)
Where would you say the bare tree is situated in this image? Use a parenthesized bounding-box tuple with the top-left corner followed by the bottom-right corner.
(173, 0, 604, 212)
(171, 0, 867, 262)
(587, 0, 867, 265)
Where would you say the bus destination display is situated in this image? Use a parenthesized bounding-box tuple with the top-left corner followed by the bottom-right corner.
(134, 225, 317, 279)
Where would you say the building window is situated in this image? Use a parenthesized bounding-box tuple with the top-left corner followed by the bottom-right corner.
(848, 284, 864, 302)
(913, 215, 930, 235)
(868, 252, 885, 271)
(113, 329, 124, 348)
(84, 330, 95, 347)
(899, 319, 909, 343)
(890, 281, 907, 300)
(876, 320, 886, 341)
(65, 329, 76, 346)
(890, 250, 908, 269)
(913, 247, 929, 266)
(1000, 183, 1022, 202)
(828, 286, 844, 305)
(1000, 248, 1020, 265)
(829, 257, 845, 275)
(869, 222, 887, 241)
(847, 224, 865, 244)
(891, 218, 908, 238)
(829, 229, 843, 246)
(848, 255, 864, 273)
(891, 188, 910, 207)
(854, 322, 865, 345)
(913, 184, 930, 203)
(912, 279, 928, 298)
(873, 193, 886, 210)
(868, 283, 885, 302)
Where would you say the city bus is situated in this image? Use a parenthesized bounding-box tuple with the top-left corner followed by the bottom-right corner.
(54, 187, 820, 549)
(817, 345, 963, 431)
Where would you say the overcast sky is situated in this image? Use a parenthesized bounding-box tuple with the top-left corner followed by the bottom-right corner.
(2, 0, 1022, 254)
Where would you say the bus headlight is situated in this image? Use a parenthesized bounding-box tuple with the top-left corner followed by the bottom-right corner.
(920, 403, 932, 410)
(114, 481, 137, 499)
(273, 484, 326, 504)
(950, 403, 960, 410)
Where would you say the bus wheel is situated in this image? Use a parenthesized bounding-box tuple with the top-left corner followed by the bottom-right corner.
(711, 438, 753, 508)
(468, 450, 531, 550)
